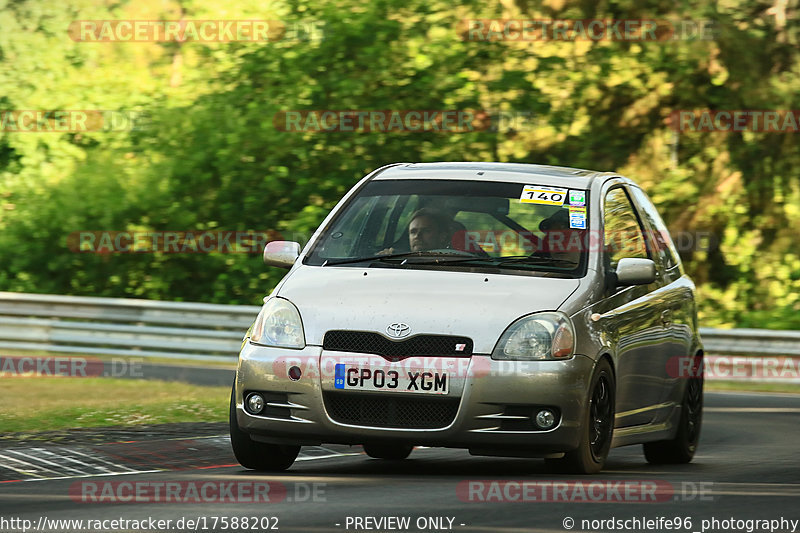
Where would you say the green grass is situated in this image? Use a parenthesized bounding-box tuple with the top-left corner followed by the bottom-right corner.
(0, 377, 229, 434)
(704, 380, 800, 395)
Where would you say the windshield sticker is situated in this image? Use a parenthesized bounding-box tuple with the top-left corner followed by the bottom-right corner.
(568, 190, 586, 206)
(520, 185, 567, 206)
(569, 211, 587, 229)
(568, 205, 586, 214)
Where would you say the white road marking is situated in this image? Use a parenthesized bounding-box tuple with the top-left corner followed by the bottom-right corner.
(318, 445, 355, 455)
(66, 447, 138, 472)
(9, 449, 88, 476)
(33, 448, 114, 473)
(24, 469, 164, 482)
(0, 453, 63, 478)
(0, 458, 45, 479)
(0, 442, 356, 482)
(296, 452, 362, 462)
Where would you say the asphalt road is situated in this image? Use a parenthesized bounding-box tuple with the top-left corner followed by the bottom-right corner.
(0, 392, 798, 533)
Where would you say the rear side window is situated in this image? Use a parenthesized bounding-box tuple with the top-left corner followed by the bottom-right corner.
(603, 187, 649, 268)
(628, 187, 680, 270)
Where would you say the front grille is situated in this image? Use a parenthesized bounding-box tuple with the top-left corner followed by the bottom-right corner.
(324, 392, 459, 429)
(323, 330, 473, 360)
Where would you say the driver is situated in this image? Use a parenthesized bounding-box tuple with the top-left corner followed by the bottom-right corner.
(408, 208, 453, 251)
(379, 208, 454, 255)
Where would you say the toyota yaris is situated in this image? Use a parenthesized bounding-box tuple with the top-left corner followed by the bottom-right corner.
(230, 162, 704, 474)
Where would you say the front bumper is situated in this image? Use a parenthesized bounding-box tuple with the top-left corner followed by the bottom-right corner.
(235, 342, 596, 455)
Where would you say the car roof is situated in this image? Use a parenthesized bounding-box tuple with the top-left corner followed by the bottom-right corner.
(371, 162, 616, 189)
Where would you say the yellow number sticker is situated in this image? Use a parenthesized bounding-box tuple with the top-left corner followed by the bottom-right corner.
(520, 185, 567, 206)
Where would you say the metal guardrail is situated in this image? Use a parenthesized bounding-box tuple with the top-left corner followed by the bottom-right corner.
(0, 292, 798, 364)
(699, 327, 800, 357)
(0, 292, 258, 362)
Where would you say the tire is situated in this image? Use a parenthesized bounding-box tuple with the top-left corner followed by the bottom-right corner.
(546, 358, 615, 474)
(363, 443, 414, 460)
(644, 367, 703, 464)
(229, 383, 300, 471)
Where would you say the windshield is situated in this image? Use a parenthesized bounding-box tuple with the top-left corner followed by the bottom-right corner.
(304, 179, 589, 277)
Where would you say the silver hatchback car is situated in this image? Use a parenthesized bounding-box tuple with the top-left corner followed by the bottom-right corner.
(230, 162, 704, 474)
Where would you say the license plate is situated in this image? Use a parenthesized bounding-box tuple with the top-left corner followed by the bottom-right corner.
(334, 364, 449, 394)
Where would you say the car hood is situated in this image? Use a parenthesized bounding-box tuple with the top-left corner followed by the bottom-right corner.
(276, 265, 581, 354)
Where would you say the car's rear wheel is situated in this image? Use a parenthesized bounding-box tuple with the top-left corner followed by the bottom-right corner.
(546, 358, 615, 474)
(229, 383, 299, 471)
(363, 443, 414, 460)
(644, 368, 703, 464)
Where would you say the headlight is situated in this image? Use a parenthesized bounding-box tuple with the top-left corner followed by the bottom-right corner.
(492, 312, 574, 361)
(249, 297, 305, 349)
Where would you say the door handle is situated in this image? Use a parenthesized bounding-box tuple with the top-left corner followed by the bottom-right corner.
(660, 309, 672, 327)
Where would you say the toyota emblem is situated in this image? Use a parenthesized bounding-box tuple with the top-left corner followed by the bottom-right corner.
(386, 323, 410, 338)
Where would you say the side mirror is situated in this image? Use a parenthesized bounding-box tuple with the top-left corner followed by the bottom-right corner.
(615, 257, 656, 286)
(263, 241, 301, 268)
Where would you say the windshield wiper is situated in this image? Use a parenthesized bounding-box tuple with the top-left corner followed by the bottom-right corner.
(405, 254, 580, 268)
(491, 255, 579, 266)
(323, 252, 578, 268)
(322, 251, 471, 266)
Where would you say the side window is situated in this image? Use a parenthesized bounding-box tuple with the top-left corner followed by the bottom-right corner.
(369, 195, 407, 249)
(628, 187, 680, 270)
(603, 187, 649, 268)
(320, 196, 376, 258)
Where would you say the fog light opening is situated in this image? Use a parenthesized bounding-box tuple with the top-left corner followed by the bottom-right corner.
(246, 393, 265, 414)
(288, 365, 302, 381)
(535, 409, 556, 430)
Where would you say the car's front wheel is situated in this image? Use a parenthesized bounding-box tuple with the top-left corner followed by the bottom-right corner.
(363, 443, 414, 460)
(643, 366, 703, 464)
(229, 383, 299, 471)
(546, 358, 615, 474)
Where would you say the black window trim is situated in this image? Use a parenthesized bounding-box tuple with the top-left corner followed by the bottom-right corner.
(627, 185, 682, 274)
(602, 184, 654, 262)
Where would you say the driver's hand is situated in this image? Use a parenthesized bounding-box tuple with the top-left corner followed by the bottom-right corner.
(377, 247, 395, 255)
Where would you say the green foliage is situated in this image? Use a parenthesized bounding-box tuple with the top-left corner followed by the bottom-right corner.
(0, 377, 227, 433)
(1, 0, 798, 327)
